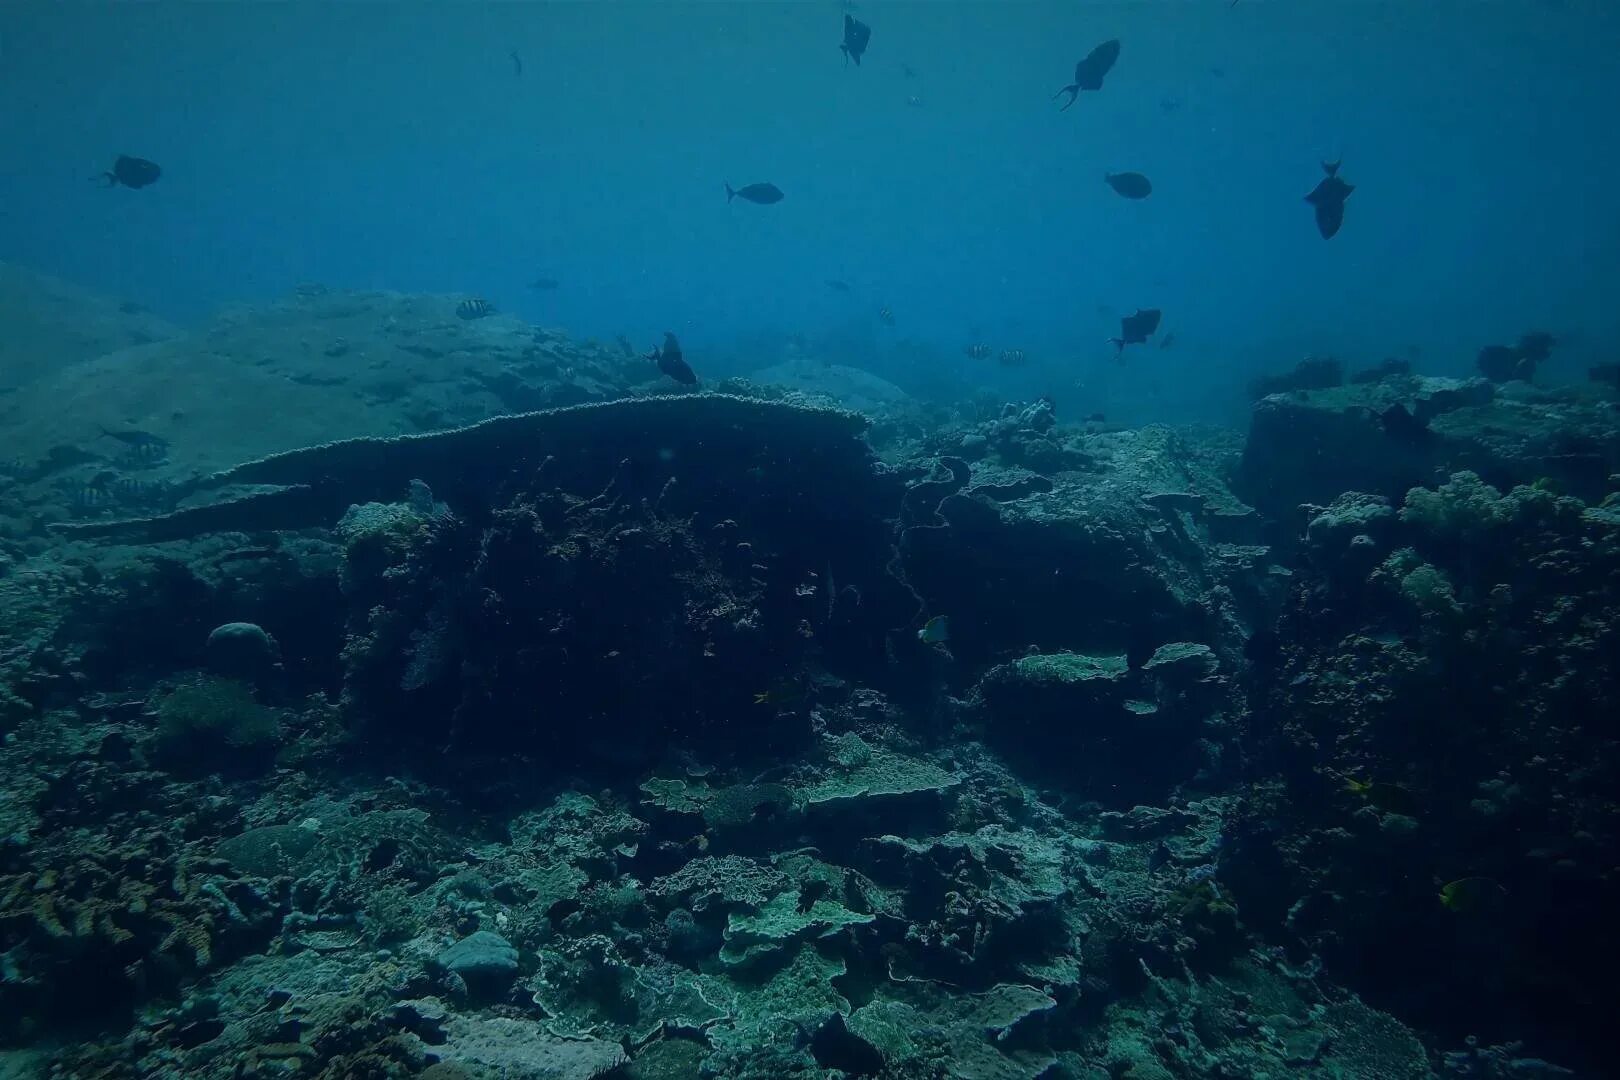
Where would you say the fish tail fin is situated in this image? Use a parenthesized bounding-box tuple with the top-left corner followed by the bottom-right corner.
(1055, 85, 1079, 110)
(1109, 337, 1125, 353)
(725, 183, 736, 203)
(92, 172, 116, 187)
(1322, 159, 1341, 176)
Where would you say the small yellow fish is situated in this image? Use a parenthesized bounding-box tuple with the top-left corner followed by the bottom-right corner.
(917, 615, 950, 644)
(1438, 876, 1506, 913)
(1341, 774, 1419, 815)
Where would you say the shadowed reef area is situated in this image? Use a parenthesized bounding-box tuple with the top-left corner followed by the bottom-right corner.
(2, 268, 1618, 1079)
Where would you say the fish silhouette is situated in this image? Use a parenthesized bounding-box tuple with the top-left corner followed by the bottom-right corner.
(726, 182, 784, 205)
(1055, 40, 1120, 110)
(1110, 308, 1161, 353)
(97, 155, 161, 189)
(648, 332, 697, 385)
(1104, 171, 1152, 199)
(1304, 160, 1354, 239)
(841, 15, 871, 66)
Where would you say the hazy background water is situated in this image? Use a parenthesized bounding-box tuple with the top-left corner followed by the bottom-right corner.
(3, 1, 1617, 424)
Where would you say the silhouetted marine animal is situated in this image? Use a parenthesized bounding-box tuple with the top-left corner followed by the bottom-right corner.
(1304, 160, 1354, 239)
(841, 15, 871, 66)
(726, 182, 784, 205)
(1104, 171, 1152, 199)
(1054, 40, 1120, 110)
(97, 155, 161, 189)
(1110, 308, 1161, 353)
(647, 332, 697, 385)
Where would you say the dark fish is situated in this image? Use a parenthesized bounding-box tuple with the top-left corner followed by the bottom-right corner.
(726, 182, 784, 205)
(840, 14, 871, 66)
(528, 277, 561, 290)
(1147, 841, 1172, 874)
(456, 298, 495, 320)
(1105, 171, 1153, 199)
(111, 476, 166, 504)
(1110, 308, 1162, 353)
(70, 483, 113, 512)
(906, 95, 923, 108)
(98, 155, 162, 189)
(825, 279, 851, 292)
(117, 442, 168, 468)
(901, 63, 918, 79)
(1377, 403, 1432, 447)
(1517, 330, 1556, 365)
(648, 332, 697, 385)
(510, 50, 523, 77)
(1054, 39, 1121, 110)
(965, 343, 992, 361)
(878, 306, 895, 327)
(1590, 362, 1620, 389)
(1083, 412, 1107, 423)
(100, 426, 169, 450)
(998, 348, 1027, 366)
(1304, 160, 1354, 240)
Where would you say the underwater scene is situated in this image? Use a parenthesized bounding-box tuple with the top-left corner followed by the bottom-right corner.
(2, 2, 1619, 1078)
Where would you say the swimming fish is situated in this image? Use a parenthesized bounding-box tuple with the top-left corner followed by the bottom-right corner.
(878, 306, 895, 327)
(1105, 171, 1153, 199)
(97, 155, 161, 189)
(917, 615, 950, 644)
(1110, 308, 1162, 353)
(510, 51, 523, 77)
(998, 348, 1027, 366)
(1438, 876, 1506, 913)
(110, 476, 166, 504)
(528, 276, 560, 290)
(100, 427, 169, 452)
(726, 182, 784, 205)
(1342, 775, 1420, 816)
(841, 14, 871, 66)
(69, 482, 113, 513)
(1304, 160, 1354, 240)
(825, 279, 852, 292)
(1377, 403, 1433, 447)
(648, 332, 697, 385)
(1054, 39, 1121, 110)
(965, 343, 992, 361)
(456, 298, 495, 320)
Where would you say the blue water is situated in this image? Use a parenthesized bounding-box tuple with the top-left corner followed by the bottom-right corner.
(3, 1, 1618, 422)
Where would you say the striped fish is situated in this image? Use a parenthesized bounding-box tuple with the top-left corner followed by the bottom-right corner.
(998, 348, 1027, 367)
(964, 343, 992, 361)
(456, 298, 495, 320)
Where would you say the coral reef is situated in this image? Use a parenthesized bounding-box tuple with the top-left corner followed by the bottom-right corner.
(2, 281, 1613, 1078)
